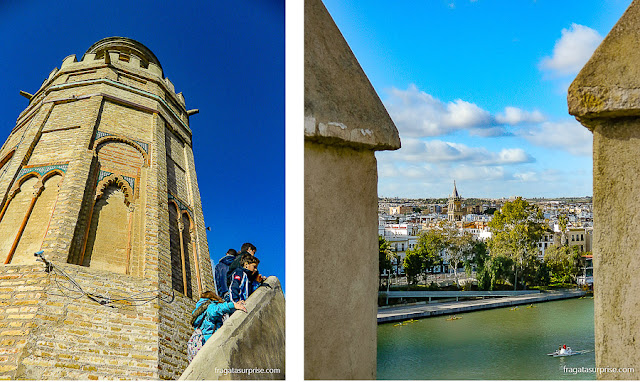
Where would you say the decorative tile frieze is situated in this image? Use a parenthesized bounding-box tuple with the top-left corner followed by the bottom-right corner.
(168, 192, 193, 214)
(17, 163, 68, 179)
(97, 170, 135, 191)
(95, 130, 149, 154)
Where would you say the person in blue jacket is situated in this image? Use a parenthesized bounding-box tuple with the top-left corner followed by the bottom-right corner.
(213, 248, 238, 300)
(187, 290, 246, 361)
(229, 254, 264, 303)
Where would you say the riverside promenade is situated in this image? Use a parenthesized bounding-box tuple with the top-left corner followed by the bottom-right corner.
(377, 289, 587, 323)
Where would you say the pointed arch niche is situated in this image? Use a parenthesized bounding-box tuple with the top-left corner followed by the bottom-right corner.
(0, 169, 64, 265)
(168, 200, 200, 298)
(71, 138, 146, 276)
(81, 175, 134, 274)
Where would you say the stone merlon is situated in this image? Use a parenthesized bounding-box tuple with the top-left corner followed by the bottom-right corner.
(304, 0, 401, 151)
(568, 1, 640, 125)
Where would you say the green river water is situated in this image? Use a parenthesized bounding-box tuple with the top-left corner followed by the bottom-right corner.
(378, 297, 595, 380)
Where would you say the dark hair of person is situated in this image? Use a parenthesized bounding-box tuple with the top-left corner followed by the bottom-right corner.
(201, 290, 225, 303)
(240, 243, 256, 253)
(241, 254, 260, 266)
(227, 248, 237, 256)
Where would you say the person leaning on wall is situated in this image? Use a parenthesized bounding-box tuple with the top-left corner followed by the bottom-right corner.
(187, 290, 246, 362)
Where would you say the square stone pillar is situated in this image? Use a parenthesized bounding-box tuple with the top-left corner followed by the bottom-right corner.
(304, 0, 400, 379)
(569, 1, 640, 378)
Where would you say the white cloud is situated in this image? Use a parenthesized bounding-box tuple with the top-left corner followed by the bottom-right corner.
(495, 107, 545, 125)
(450, 165, 508, 182)
(443, 99, 491, 127)
(518, 119, 592, 156)
(539, 23, 603, 76)
(379, 138, 535, 165)
(384, 85, 546, 138)
(513, 171, 537, 182)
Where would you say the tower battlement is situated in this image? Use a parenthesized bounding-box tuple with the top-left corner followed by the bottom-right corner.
(28, 37, 188, 121)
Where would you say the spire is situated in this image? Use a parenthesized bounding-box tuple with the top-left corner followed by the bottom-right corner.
(452, 180, 460, 199)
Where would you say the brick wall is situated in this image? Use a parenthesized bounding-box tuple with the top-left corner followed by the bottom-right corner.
(96, 141, 145, 180)
(99, 101, 153, 143)
(0, 264, 162, 379)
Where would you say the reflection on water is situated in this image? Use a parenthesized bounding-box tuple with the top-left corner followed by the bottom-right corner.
(378, 298, 595, 380)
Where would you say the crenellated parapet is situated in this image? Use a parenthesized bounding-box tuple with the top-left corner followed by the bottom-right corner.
(21, 37, 190, 135)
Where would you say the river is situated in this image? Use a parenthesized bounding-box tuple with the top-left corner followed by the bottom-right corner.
(378, 297, 595, 380)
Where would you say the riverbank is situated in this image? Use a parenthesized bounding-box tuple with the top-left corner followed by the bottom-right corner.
(377, 289, 587, 323)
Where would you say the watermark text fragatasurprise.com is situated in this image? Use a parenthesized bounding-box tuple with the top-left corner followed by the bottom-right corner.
(214, 367, 281, 376)
(563, 366, 635, 375)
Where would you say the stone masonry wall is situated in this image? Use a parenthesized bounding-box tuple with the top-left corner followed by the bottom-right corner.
(568, 1, 640, 378)
(0, 263, 160, 380)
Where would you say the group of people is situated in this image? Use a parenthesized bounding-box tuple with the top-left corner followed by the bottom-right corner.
(187, 243, 265, 362)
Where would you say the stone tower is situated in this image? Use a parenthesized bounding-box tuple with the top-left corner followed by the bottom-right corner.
(0, 37, 213, 379)
(447, 180, 463, 222)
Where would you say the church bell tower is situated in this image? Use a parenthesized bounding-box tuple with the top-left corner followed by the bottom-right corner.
(447, 180, 463, 222)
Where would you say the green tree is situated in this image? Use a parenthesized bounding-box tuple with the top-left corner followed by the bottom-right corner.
(533, 259, 551, 286)
(406, 229, 446, 282)
(379, 236, 393, 288)
(403, 251, 424, 285)
(488, 197, 544, 290)
(446, 230, 475, 287)
(558, 214, 568, 245)
(487, 255, 514, 290)
(544, 243, 581, 284)
(465, 240, 488, 286)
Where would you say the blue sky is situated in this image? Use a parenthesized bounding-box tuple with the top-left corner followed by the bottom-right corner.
(0, 1, 285, 290)
(323, 0, 630, 199)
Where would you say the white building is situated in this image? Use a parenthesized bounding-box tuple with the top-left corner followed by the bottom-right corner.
(379, 223, 418, 274)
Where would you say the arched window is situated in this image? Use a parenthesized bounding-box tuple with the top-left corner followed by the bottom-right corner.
(71, 138, 146, 275)
(181, 213, 193, 298)
(83, 183, 131, 274)
(0, 171, 63, 265)
(168, 202, 195, 298)
(12, 174, 62, 264)
(0, 176, 39, 262)
(169, 202, 184, 294)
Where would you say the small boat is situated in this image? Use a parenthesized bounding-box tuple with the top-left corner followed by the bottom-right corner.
(446, 315, 462, 321)
(526, 304, 536, 309)
(510, 306, 519, 311)
(403, 319, 417, 324)
(547, 347, 591, 357)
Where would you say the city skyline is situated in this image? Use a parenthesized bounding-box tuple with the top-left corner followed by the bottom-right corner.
(322, 0, 629, 199)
